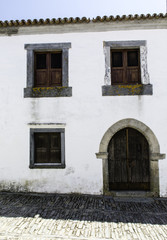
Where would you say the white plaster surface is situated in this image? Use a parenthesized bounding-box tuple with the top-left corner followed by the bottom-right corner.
(0, 26, 166, 196)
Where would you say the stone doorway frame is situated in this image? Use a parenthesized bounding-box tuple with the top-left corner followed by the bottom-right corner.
(96, 119, 165, 197)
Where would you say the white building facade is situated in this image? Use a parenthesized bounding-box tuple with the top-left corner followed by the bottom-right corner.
(0, 14, 166, 197)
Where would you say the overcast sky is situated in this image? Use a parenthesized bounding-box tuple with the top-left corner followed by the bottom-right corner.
(0, 0, 166, 21)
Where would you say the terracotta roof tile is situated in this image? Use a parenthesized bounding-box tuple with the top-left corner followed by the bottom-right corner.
(0, 13, 166, 27)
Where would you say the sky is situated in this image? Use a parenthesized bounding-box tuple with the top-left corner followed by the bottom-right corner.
(0, 0, 166, 21)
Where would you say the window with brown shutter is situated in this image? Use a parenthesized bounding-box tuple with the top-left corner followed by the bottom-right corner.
(111, 49, 140, 85)
(34, 52, 62, 87)
(30, 128, 65, 169)
(34, 133, 61, 164)
(24, 43, 72, 98)
(102, 41, 153, 96)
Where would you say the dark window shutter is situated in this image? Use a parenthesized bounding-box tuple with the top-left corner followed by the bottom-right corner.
(51, 53, 62, 68)
(35, 53, 48, 87)
(112, 52, 123, 67)
(34, 52, 62, 87)
(50, 52, 62, 86)
(111, 49, 140, 85)
(34, 132, 61, 164)
(34, 133, 49, 163)
(49, 133, 61, 163)
(126, 50, 140, 84)
(50, 69, 62, 86)
(36, 54, 47, 69)
(111, 51, 124, 84)
(127, 51, 138, 66)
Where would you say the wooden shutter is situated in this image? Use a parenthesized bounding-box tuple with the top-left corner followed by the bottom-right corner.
(50, 133, 61, 163)
(126, 50, 140, 84)
(50, 53, 62, 86)
(34, 132, 61, 164)
(34, 133, 49, 163)
(111, 51, 124, 84)
(34, 52, 62, 87)
(35, 53, 48, 87)
(111, 49, 140, 85)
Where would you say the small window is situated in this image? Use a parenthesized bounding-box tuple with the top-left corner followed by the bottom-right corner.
(35, 52, 62, 87)
(34, 133, 61, 163)
(30, 129, 65, 168)
(111, 49, 140, 85)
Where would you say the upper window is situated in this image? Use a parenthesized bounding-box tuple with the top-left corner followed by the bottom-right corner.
(35, 52, 62, 87)
(111, 49, 140, 85)
(103, 41, 152, 96)
(24, 43, 72, 98)
(30, 128, 65, 168)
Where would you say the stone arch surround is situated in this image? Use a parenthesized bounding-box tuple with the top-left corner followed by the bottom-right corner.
(96, 118, 165, 197)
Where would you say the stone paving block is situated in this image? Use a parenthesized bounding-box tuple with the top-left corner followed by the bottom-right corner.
(0, 193, 167, 239)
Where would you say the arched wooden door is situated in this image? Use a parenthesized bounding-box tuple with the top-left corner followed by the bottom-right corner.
(108, 128, 150, 191)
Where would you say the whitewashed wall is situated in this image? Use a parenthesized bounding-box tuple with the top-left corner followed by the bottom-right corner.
(0, 26, 166, 196)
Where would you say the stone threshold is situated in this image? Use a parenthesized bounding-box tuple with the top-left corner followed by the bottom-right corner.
(105, 190, 156, 198)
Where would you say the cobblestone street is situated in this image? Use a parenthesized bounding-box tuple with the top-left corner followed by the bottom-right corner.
(0, 192, 167, 239)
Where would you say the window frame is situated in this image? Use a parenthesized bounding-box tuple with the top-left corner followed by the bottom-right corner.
(24, 43, 72, 98)
(30, 128, 65, 169)
(102, 40, 152, 96)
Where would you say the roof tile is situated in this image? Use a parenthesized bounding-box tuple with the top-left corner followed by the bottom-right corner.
(0, 13, 166, 27)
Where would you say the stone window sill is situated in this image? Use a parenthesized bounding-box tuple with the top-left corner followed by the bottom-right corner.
(29, 163, 65, 169)
(102, 84, 153, 96)
(24, 87, 72, 98)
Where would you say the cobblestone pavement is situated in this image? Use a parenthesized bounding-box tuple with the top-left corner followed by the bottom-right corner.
(0, 193, 167, 239)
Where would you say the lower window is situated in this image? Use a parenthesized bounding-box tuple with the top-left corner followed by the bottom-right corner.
(30, 128, 65, 168)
